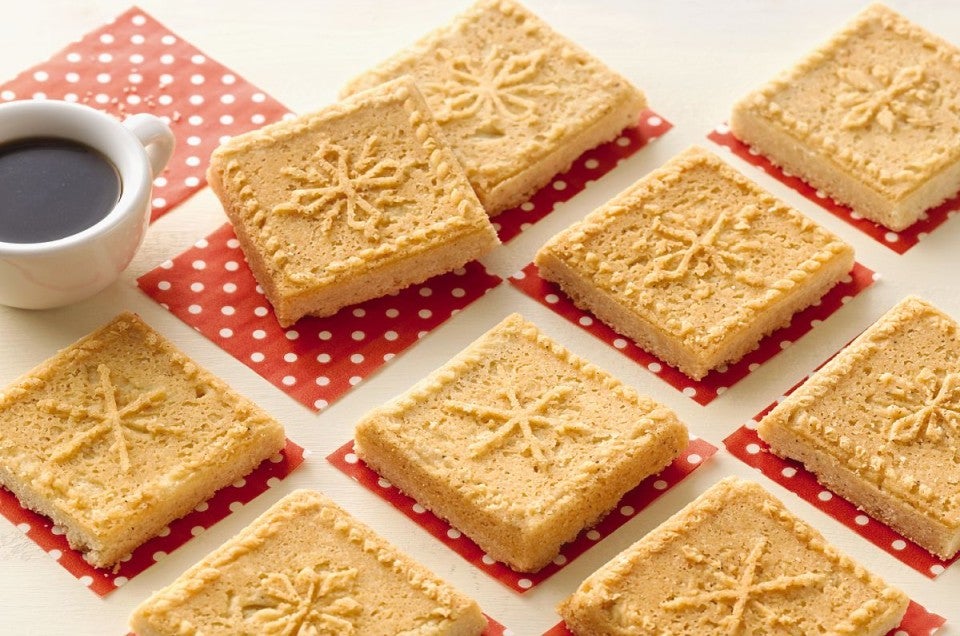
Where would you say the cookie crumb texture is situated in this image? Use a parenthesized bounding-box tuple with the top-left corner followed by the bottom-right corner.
(0, 312, 286, 568)
(559, 477, 909, 635)
(732, 4, 960, 230)
(355, 313, 687, 572)
(343, 0, 646, 214)
(536, 146, 853, 380)
(208, 76, 498, 326)
(130, 490, 486, 636)
(760, 296, 960, 559)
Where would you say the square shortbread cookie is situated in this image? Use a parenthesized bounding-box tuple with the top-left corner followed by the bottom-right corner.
(131, 490, 486, 635)
(354, 313, 688, 573)
(731, 4, 960, 231)
(558, 477, 909, 635)
(207, 76, 499, 327)
(758, 296, 960, 558)
(0, 312, 285, 568)
(535, 146, 854, 380)
(342, 0, 646, 215)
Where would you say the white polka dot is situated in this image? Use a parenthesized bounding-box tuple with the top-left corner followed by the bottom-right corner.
(781, 467, 797, 478)
(517, 578, 533, 589)
(620, 505, 635, 516)
(219, 328, 233, 338)
(63, 93, 78, 102)
(160, 53, 174, 65)
(254, 306, 269, 317)
(152, 197, 166, 208)
(191, 526, 205, 537)
(446, 528, 461, 539)
(648, 362, 662, 373)
(545, 294, 559, 304)
(344, 453, 358, 464)
(314, 399, 328, 410)
(553, 180, 567, 191)
(553, 554, 567, 566)
(16, 523, 29, 534)
(192, 259, 206, 270)
(0, 90, 13, 101)
(188, 94, 204, 105)
(613, 338, 627, 349)
(94, 93, 108, 104)
(578, 316, 593, 327)
(687, 453, 703, 464)
(841, 295, 853, 305)
(682, 387, 697, 398)
(157, 281, 171, 291)
(113, 576, 129, 587)
(66, 52, 82, 63)
(746, 443, 761, 455)
(48, 549, 61, 560)
(512, 269, 526, 280)
(229, 501, 243, 513)
(891, 539, 907, 551)
(251, 113, 266, 125)
(481, 554, 495, 565)
(160, 259, 174, 269)
(188, 304, 202, 314)
(854, 514, 869, 526)
(884, 232, 899, 243)
(252, 92, 266, 102)
(224, 261, 239, 272)
(315, 376, 330, 386)
(220, 114, 234, 125)
(817, 490, 833, 502)
(352, 330, 365, 341)
(584, 158, 600, 169)
(78, 575, 94, 587)
(780, 340, 792, 350)
(188, 282, 204, 293)
(161, 34, 177, 45)
(96, 72, 111, 84)
(282, 375, 296, 386)
(250, 352, 265, 363)
(188, 115, 203, 125)
(350, 353, 364, 364)
(190, 53, 206, 64)
(349, 376, 362, 386)
(221, 93, 236, 104)
(386, 308, 399, 318)
(222, 73, 236, 85)
(130, 36, 145, 47)
(285, 330, 299, 340)
(384, 353, 395, 362)
(931, 564, 945, 575)
(158, 94, 173, 105)
(227, 238, 240, 249)
(586, 530, 601, 541)
(412, 503, 426, 514)
(223, 282, 237, 293)
(185, 176, 201, 187)
(64, 71, 79, 83)
(253, 329, 266, 339)
(186, 156, 201, 167)
(418, 309, 432, 319)
(51, 525, 65, 536)
(318, 330, 332, 341)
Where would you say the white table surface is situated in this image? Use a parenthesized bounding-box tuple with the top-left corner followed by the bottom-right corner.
(1, 1, 959, 633)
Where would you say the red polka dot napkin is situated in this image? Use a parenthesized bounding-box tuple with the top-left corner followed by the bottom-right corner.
(0, 439, 304, 597)
(493, 110, 671, 242)
(0, 6, 291, 222)
(726, 385, 958, 579)
(708, 125, 959, 254)
(509, 262, 876, 405)
(328, 437, 717, 593)
(543, 600, 945, 636)
(138, 224, 502, 412)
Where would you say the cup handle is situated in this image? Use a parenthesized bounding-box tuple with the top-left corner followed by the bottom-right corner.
(122, 113, 176, 177)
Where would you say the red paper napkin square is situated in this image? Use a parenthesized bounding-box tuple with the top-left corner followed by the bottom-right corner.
(543, 600, 946, 636)
(0, 439, 304, 596)
(328, 437, 717, 593)
(726, 380, 958, 579)
(708, 125, 958, 254)
(0, 6, 291, 222)
(138, 224, 502, 412)
(509, 262, 876, 405)
(493, 110, 672, 242)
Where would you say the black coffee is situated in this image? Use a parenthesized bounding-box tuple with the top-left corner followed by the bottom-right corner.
(0, 137, 121, 243)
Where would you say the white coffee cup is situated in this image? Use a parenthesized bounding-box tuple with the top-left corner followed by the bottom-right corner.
(0, 100, 175, 309)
